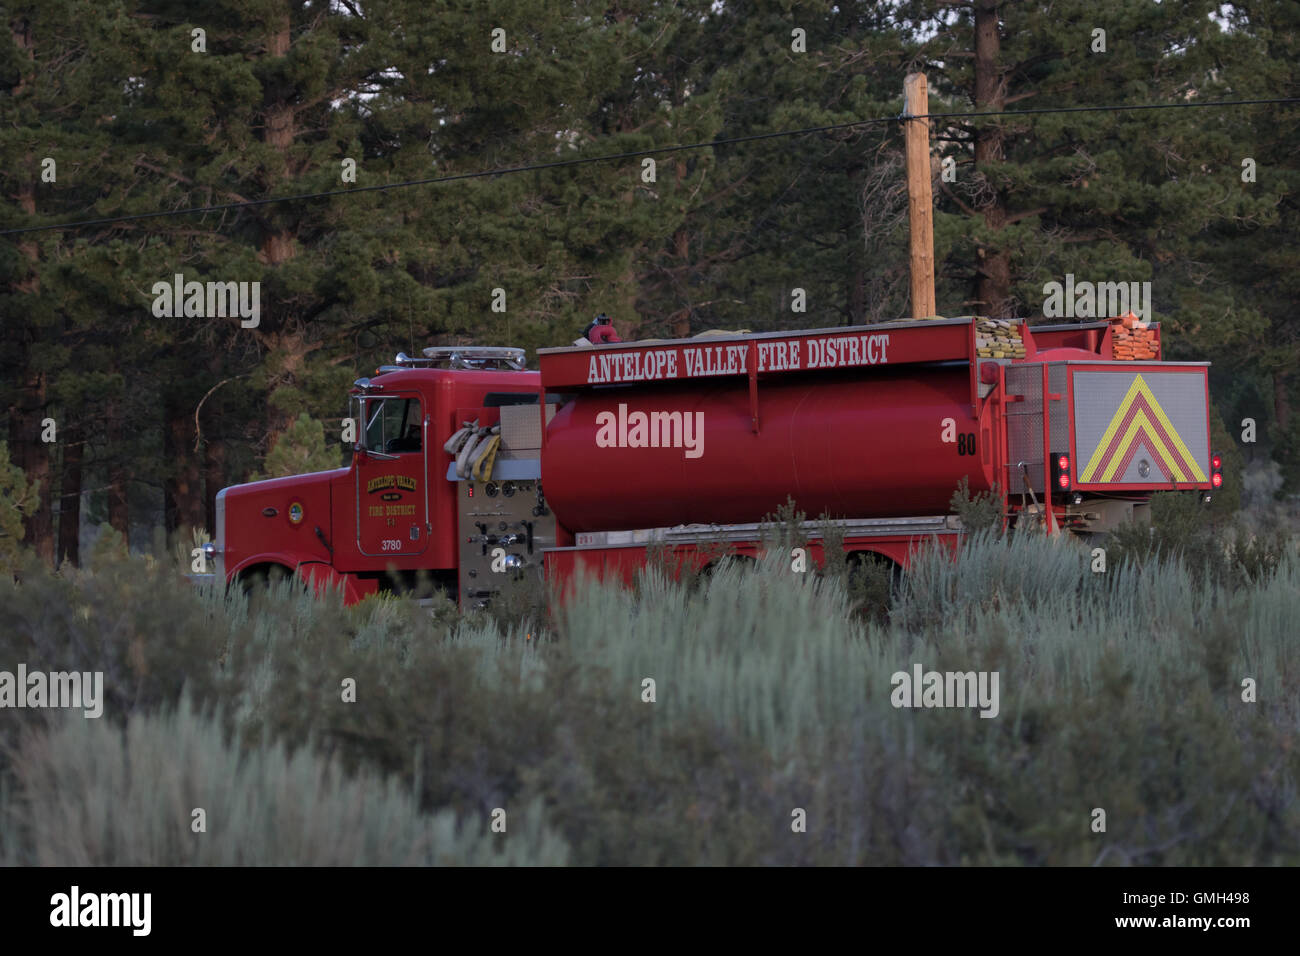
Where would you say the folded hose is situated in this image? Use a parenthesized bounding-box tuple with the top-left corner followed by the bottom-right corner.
(456, 423, 501, 478)
(456, 426, 487, 477)
(443, 419, 477, 455)
(471, 432, 501, 481)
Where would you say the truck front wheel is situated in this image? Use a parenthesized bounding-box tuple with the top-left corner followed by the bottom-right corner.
(236, 564, 294, 598)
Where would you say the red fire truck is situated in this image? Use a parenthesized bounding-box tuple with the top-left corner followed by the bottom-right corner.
(209, 316, 1220, 607)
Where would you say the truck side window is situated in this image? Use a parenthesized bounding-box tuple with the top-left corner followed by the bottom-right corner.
(362, 398, 422, 454)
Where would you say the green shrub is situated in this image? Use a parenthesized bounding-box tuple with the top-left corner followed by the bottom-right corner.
(894, 527, 1095, 632)
(759, 495, 808, 554)
(477, 565, 551, 638)
(0, 441, 39, 575)
(950, 477, 1004, 535)
(816, 518, 895, 626)
(0, 522, 1296, 865)
(1, 701, 567, 866)
(1105, 491, 1291, 590)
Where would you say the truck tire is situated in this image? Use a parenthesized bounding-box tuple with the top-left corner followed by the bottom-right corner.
(237, 565, 291, 598)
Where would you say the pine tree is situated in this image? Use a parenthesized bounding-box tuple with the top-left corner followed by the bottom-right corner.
(1, 0, 161, 562)
(1179, 0, 1300, 494)
(256, 412, 340, 479)
(635, 0, 916, 334)
(0, 441, 39, 573)
(899, 0, 1281, 320)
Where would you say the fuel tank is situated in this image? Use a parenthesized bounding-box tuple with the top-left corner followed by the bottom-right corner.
(542, 366, 994, 533)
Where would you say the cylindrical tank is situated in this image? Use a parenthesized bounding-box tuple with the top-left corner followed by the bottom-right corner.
(542, 367, 993, 533)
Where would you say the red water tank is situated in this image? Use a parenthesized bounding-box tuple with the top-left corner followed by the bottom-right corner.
(542, 367, 994, 533)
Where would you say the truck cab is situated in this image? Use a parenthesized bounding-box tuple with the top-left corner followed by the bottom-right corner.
(212, 347, 552, 605)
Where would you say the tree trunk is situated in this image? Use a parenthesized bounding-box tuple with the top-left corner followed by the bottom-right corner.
(106, 398, 130, 539)
(667, 157, 694, 338)
(670, 231, 692, 338)
(164, 394, 204, 534)
(57, 423, 82, 566)
(204, 431, 226, 536)
(1276, 370, 1292, 434)
(973, 0, 1012, 318)
(202, 356, 228, 537)
(255, 6, 303, 458)
(7, 22, 53, 563)
(7, 371, 54, 565)
(260, 9, 296, 269)
(851, 266, 865, 325)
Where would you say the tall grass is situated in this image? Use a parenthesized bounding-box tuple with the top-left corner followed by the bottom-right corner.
(3, 699, 567, 866)
(0, 528, 1296, 865)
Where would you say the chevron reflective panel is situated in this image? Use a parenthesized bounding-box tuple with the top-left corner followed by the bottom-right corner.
(1073, 371, 1209, 486)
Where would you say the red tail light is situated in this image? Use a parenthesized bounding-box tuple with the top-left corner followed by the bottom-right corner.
(1211, 453, 1222, 471)
(1211, 472, 1223, 488)
(1051, 452, 1070, 491)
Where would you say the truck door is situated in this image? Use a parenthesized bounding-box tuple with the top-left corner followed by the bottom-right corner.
(353, 393, 430, 557)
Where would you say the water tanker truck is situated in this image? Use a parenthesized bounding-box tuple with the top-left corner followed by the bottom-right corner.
(208, 315, 1220, 607)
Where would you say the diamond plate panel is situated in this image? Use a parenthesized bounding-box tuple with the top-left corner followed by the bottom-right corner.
(1004, 365, 1044, 493)
(498, 404, 555, 456)
(1008, 414, 1044, 493)
(1049, 364, 1070, 463)
(1006, 366, 1042, 413)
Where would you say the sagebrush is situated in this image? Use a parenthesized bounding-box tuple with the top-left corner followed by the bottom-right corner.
(0, 528, 1296, 865)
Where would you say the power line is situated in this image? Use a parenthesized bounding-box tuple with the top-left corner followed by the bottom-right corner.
(1, 116, 898, 238)
(4, 96, 1295, 238)
(919, 96, 1300, 120)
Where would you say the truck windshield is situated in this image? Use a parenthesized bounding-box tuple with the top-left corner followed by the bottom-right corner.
(360, 397, 422, 454)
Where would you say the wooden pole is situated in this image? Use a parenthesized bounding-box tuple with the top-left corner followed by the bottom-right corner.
(904, 72, 936, 319)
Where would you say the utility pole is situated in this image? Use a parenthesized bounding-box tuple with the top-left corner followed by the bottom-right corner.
(903, 72, 936, 319)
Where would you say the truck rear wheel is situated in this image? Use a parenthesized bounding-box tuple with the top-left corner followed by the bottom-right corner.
(845, 550, 903, 588)
(699, 553, 757, 578)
